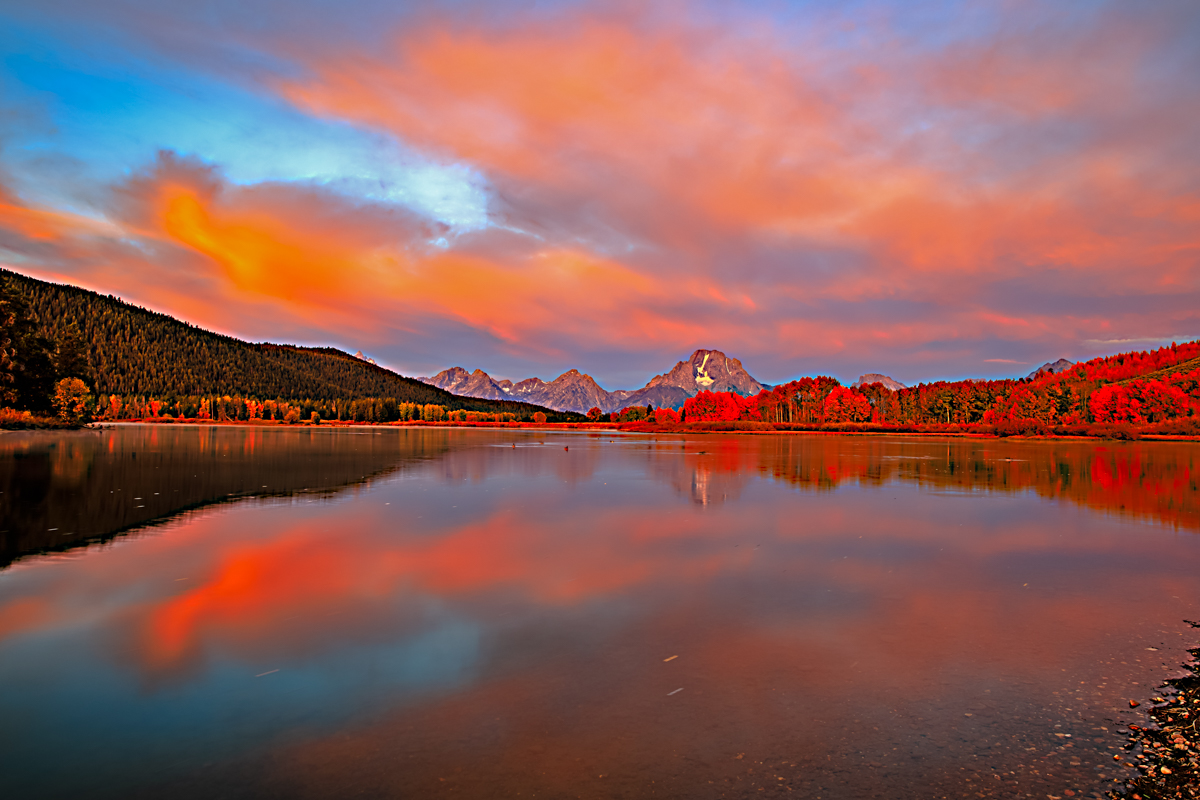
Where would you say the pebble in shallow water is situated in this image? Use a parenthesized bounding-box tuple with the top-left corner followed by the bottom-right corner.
(1110, 623, 1199, 800)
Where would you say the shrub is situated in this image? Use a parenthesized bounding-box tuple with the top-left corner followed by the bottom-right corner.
(1148, 418, 1200, 436)
(994, 418, 1049, 437)
(53, 378, 92, 423)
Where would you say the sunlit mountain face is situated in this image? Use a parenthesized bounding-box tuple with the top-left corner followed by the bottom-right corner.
(1, 1, 1198, 387)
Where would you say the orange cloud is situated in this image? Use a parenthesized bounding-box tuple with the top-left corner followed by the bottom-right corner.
(275, 10, 1200, 301)
(277, 18, 873, 246)
(6, 5, 1199, 379)
(159, 186, 381, 306)
(0, 196, 68, 241)
(0, 184, 115, 243)
(116, 162, 730, 354)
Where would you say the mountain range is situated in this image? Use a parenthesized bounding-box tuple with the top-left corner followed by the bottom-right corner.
(5, 267, 1082, 417)
(419, 350, 769, 414)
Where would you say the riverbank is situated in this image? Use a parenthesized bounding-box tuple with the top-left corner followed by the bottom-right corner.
(0, 409, 80, 430)
(71, 416, 1200, 442)
(1113, 622, 1200, 799)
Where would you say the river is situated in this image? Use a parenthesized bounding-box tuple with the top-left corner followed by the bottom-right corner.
(1, 425, 1198, 798)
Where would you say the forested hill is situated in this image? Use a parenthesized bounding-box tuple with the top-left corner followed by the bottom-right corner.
(3, 268, 555, 414)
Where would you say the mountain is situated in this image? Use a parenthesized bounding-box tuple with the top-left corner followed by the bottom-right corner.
(853, 373, 906, 391)
(508, 377, 548, 400)
(613, 384, 692, 411)
(3, 268, 558, 415)
(419, 349, 768, 413)
(643, 350, 768, 397)
(421, 367, 510, 400)
(1026, 359, 1075, 380)
(520, 369, 613, 414)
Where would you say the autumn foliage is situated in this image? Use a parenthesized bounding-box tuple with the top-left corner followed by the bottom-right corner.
(683, 390, 753, 422)
(658, 341, 1200, 435)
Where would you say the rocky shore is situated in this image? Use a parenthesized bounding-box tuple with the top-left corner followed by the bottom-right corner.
(1111, 622, 1200, 800)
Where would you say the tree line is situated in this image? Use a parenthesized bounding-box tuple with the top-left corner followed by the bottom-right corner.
(87, 394, 529, 424)
(6, 267, 1198, 433)
(607, 342, 1200, 434)
(1, 270, 574, 423)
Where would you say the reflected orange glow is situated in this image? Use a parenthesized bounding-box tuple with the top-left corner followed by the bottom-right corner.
(137, 504, 735, 672)
(260, 540, 1194, 800)
(2, 429, 1198, 800)
(120, 438, 1198, 675)
(135, 529, 389, 667)
(0, 597, 54, 642)
(3, 433, 1196, 677)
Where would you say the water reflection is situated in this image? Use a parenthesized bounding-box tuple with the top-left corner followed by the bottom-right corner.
(4, 431, 1197, 569)
(0, 425, 455, 566)
(0, 429, 1198, 799)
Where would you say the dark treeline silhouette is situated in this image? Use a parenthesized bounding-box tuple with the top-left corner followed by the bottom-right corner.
(1, 269, 576, 421)
(0, 426, 466, 567)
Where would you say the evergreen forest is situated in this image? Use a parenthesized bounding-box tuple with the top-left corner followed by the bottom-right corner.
(0, 269, 574, 422)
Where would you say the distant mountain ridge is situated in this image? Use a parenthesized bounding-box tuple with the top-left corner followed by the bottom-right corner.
(420, 349, 769, 414)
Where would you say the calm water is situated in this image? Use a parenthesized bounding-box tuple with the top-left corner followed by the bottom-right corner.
(2, 426, 1199, 799)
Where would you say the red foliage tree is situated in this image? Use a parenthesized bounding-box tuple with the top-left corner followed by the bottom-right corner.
(1135, 380, 1189, 422)
(1088, 385, 1141, 424)
(822, 386, 871, 423)
(684, 391, 748, 422)
(654, 407, 681, 425)
(986, 384, 1058, 424)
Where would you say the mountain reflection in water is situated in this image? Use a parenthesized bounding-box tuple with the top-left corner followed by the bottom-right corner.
(0, 427, 1198, 800)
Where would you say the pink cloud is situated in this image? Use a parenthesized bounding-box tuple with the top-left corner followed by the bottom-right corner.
(2, 3, 1198, 382)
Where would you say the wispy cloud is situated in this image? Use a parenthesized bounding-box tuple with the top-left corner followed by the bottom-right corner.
(1083, 336, 1200, 347)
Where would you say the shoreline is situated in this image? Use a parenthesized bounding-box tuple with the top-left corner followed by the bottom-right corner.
(1112, 622, 1200, 799)
(52, 418, 1200, 442)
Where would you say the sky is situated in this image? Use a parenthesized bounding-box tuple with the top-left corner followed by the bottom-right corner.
(0, 0, 1197, 389)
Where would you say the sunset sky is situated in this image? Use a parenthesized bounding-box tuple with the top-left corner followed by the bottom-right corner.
(1, 0, 1197, 388)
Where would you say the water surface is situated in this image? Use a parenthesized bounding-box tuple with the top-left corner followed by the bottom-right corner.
(1, 426, 1198, 799)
